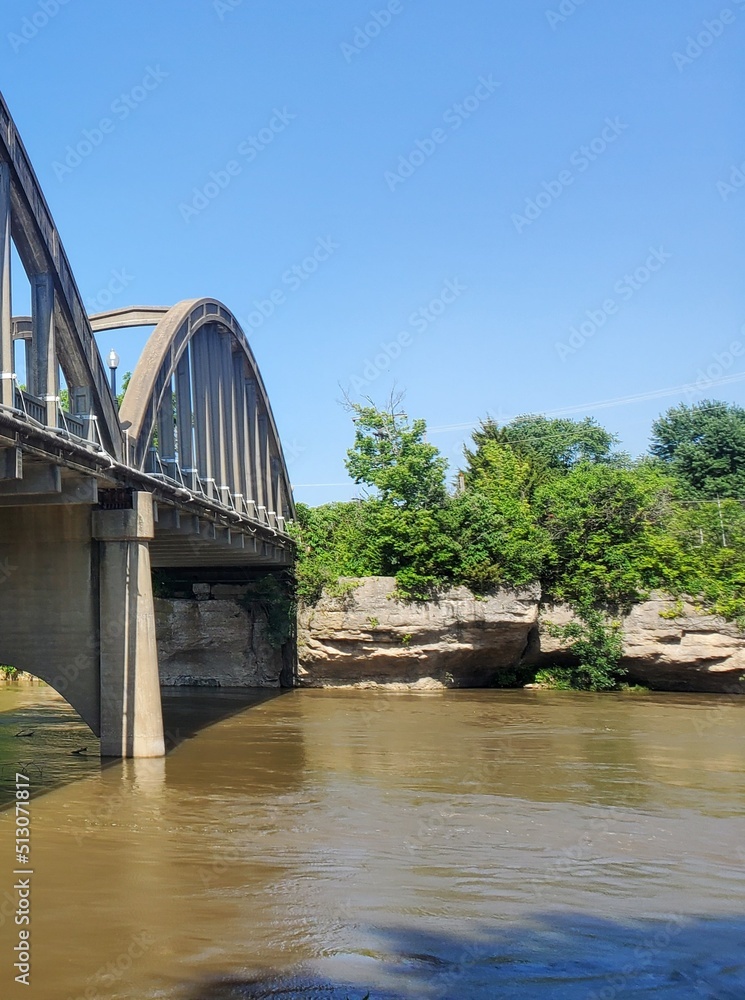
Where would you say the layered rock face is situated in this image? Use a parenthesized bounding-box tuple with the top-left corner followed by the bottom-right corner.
(297, 579, 745, 693)
(155, 597, 285, 687)
(152, 582, 745, 694)
(535, 598, 745, 693)
(297, 577, 540, 688)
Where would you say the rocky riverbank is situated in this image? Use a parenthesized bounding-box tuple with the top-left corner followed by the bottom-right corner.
(297, 578, 540, 689)
(296, 577, 745, 694)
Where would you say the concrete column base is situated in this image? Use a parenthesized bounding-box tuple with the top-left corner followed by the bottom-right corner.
(93, 492, 165, 758)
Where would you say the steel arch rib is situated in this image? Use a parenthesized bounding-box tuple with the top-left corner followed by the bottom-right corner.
(119, 297, 295, 519)
(0, 92, 122, 456)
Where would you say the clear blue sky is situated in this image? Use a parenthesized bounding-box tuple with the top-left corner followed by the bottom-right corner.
(2, 0, 743, 504)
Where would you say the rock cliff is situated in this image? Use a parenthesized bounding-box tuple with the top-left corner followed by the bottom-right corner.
(150, 580, 745, 694)
(155, 597, 285, 687)
(534, 597, 745, 693)
(297, 577, 540, 688)
(297, 578, 745, 694)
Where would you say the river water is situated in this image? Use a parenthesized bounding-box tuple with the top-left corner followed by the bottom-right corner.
(1, 684, 744, 999)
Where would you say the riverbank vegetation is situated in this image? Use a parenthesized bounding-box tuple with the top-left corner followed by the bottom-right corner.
(291, 396, 745, 689)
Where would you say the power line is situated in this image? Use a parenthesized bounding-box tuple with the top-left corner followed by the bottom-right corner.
(429, 374, 745, 435)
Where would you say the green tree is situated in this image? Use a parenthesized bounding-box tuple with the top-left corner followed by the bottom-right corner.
(289, 501, 381, 602)
(449, 440, 549, 590)
(345, 397, 448, 509)
(650, 400, 745, 499)
(661, 498, 745, 625)
(467, 414, 620, 481)
(370, 502, 460, 599)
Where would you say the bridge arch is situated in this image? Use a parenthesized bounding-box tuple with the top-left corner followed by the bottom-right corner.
(116, 298, 295, 529)
(0, 92, 122, 456)
(0, 503, 102, 736)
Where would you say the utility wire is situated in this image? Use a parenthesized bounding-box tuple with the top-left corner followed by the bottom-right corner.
(429, 377, 745, 435)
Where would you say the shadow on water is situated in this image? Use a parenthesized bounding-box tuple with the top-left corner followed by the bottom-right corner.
(0, 685, 287, 808)
(182, 913, 745, 999)
(161, 685, 287, 751)
(0, 686, 107, 807)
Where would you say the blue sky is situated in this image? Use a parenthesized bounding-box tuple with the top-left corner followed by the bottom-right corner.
(1, 0, 743, 503)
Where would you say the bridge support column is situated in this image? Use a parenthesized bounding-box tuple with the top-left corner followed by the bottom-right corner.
(93, 492, 165, 758)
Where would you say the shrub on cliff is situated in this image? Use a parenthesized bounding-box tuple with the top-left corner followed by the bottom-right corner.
(445, 442, 549, 591)
(659, 498, 745, 626)
(535, 462, 678, 609)
(538, 603, 625, 691)
(290, 501, 379, 603)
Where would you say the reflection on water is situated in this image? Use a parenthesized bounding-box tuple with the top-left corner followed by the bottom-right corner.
(1, 687, 744, 998)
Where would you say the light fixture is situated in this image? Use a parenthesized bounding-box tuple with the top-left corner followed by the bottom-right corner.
(108, 349, 120, 398)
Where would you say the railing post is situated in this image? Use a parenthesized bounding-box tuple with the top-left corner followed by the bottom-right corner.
(0, 162, 13, 409)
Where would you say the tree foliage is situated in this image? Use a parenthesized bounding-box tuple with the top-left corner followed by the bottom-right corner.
(535, 463, 676, 608)
(465, 414, 621, 491)
(650, 400, 745, 499)
(539, 603, 625, 690)
(345, 397, 448, 508)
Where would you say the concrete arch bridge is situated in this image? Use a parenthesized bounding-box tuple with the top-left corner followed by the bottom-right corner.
(0, 92, 295, 756)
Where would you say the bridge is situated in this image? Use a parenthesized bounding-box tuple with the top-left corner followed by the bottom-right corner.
(0, 92, 295, 757)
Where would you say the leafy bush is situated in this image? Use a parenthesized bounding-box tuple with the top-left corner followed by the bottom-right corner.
(539, 603, 626, 691)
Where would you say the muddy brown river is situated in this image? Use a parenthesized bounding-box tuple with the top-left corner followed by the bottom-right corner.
(1, 684, 744, 998)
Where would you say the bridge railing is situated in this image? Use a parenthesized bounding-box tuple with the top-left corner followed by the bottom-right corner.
(12, 387, 90, 442)
(140, 443, 287, 534)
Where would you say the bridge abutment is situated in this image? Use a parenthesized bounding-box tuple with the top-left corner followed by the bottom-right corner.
(93, 492, 165, 758)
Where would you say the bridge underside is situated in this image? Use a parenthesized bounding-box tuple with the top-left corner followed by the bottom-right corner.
(149, 507, 291, 568)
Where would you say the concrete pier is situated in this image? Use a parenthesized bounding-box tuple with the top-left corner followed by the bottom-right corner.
(94, 492, 165, 758)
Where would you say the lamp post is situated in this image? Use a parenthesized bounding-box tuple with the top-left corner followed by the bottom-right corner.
(108, 349, 119, 399)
